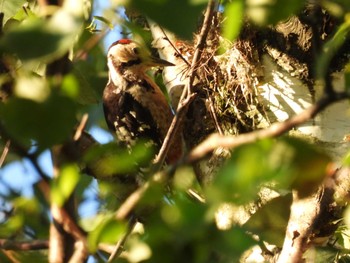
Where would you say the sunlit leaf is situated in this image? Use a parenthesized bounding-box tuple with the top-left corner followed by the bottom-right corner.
(61, 73, 80, 99)
(1, 0, 26, 24)
(0, 4, 84, 62)
(14, 72, 50, 102)
(322, 1, 350, 17)
(335, 224, 350, 251)
(207, 138, 330, 204)
(343, 149, 350, 166)
(207, 139, 279, 204)
(222, 0, 244, 41)
(93, 16, 113, 29)
(51, 165, 81, 207)
(87, 214, 126, 252)
(126, 238, 152, 262)
(246, 0, 304, 26)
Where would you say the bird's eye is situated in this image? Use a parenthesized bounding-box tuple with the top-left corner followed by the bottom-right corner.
(132, 47, 139, 55)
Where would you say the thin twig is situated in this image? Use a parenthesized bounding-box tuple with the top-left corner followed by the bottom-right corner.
(0, 140, 10, 168)
(108, 217, 137, 262)
(159, 27, 191, 67)
(73, 113, 89, 141)
(115, 181, 151, 221)
(153, 0, 217, 169)
(74, 31, 108, 62)
(50, 205, 86, 242)
(114, 1, 218, 220)
(115, 170, 166, 221)
(184, 0, 216, 96)
(152, 93, 196, 169)
(206, 97, 223, 135)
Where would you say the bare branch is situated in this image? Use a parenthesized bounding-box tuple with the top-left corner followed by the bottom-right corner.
(115, 181, 151, 221)
(153, 0, 217, 169)
(73, 114, 89, 141)
(49, 204, 88, 263)
(153, 93, 196, 169)
(0, 239, 48, 251)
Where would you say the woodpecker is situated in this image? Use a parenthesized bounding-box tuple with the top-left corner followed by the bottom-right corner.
(103, 39, 183, 165)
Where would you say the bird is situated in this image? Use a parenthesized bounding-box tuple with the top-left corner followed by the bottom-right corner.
(101, 40, 183, 248)
(103, 39, 183, 168)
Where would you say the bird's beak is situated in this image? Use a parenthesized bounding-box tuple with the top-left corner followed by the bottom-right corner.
(150, 56, 175, 67)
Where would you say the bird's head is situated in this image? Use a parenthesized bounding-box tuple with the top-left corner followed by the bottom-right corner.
(107, 39, 174, 72)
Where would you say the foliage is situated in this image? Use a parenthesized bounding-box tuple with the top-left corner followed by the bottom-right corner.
(0, 0, 350, 262)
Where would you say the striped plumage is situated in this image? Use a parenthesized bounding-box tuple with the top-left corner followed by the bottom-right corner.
(103, 39, 182, 165)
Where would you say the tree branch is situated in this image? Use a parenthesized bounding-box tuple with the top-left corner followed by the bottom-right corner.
(153, 0, 217, 169)
(0, 140, 10, 168)
(186, 92, 350, 163)
(114, 1, 218, 221)
(0, 239, 48, 251)
(115, 90, 350, 223)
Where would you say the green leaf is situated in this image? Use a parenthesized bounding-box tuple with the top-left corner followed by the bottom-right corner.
(286, 138, 331, 197)
(1, 0, 27, 25)
(84, 141, 155, 179)
(61, 73, 80, 99)
(130, 0, 207, 39)
(1, 17, 63, 60)
(14, 72, 50, 102)
(342, 149, 350, 166)
(322, 1, 350, 17)
(345, 63, 350, 94)
(147, 196, 254, 262)
(87, 214, 126, 252)
(0, 93, 77, 150)
(316, 17, 350, 79)
(246, 0, 305, 26)
(304, 246, 342, 263)
(0, 4, 84, 62)
(93, 16, 113, 29)
(71, 66, 100, 104)
(222, 0, 244, 41)
(244, 194, 292, 246)
(207, 139, 278, 204)
(207, 138, 330, 204)
(51, 165, 81, 207)
(0, 197, 42, 238)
